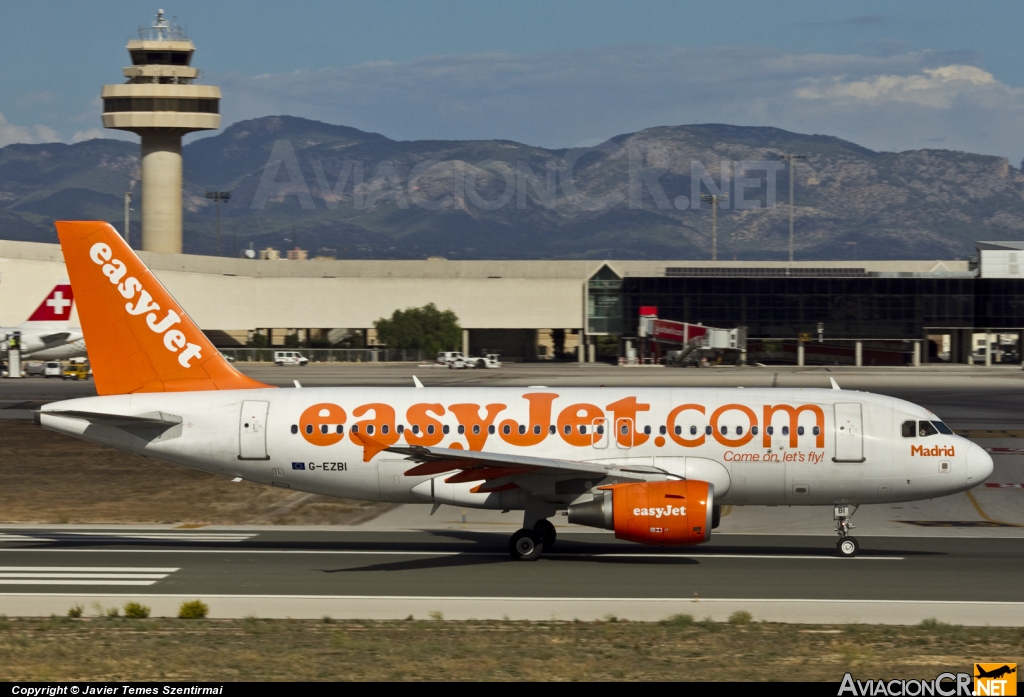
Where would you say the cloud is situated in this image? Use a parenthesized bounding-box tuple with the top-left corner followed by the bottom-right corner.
(209, 45, 1024, 161)
(0, 113, 60, 147)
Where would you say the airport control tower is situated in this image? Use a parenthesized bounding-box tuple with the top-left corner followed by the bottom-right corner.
(101, 10, 220, 254)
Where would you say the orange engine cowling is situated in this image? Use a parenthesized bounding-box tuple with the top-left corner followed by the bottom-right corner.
(566, 480, 713, 545)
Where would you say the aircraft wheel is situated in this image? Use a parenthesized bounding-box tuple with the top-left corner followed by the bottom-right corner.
(509, 529, 544, 561)
(533, 519, 556, 550)
(837, 537, 859, 558)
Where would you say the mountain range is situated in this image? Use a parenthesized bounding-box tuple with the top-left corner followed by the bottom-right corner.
(1, 115, 1022, 260)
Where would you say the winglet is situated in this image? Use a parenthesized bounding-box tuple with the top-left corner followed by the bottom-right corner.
(54, 221, 273, 395)
(413, 375, 424, 388)
(830, 377, 840, 390)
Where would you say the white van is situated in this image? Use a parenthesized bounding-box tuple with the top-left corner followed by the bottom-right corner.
(44, 361, 63, 378)
(274, 351, 308, 366)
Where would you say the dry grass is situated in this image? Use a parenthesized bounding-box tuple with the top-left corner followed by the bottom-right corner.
(0, 420, 392, 525)
(0, 616, 1019, 681)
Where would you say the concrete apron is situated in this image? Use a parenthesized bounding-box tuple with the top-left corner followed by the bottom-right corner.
(5, 594, 1024, 625)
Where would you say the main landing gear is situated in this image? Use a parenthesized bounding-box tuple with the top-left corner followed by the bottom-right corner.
(834, 504, 859, 558)
(509, 518, 557, 561)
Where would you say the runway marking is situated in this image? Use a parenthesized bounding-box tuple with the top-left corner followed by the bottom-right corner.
(0, 532, 255, 543)
(0, 566, 178, 586)
(964, 490, 1024, 528)
(0, 549, 903, 560)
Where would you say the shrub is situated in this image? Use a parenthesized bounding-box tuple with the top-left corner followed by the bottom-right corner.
(123, 602, 150, 619)
(178, 600, 209, 619)
(105, 606, 120, 618)
(67, 604, 83, 618)
(728, 610, 753, 625)
(661, 613, 695, 627)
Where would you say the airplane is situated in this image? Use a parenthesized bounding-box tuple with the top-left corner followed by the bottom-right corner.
(37, 221, 994, 560)
(0, 282, 87, 360)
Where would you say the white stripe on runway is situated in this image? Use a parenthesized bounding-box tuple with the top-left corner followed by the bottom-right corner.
(0, 548, 904, 560)
(0, 580, 160, 586)
(0, 566, 178, 586)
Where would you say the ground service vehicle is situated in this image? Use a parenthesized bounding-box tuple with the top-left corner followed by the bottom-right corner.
(437, 351, 465, 365)
(44, 361, 62, 378)
(274, 351, 307, 366)
(39, 222, 994, 561)
(62, 363, 89, 380)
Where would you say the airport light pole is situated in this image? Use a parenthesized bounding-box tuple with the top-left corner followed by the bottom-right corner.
(779, 154, 806, 263)
(700, 193, 728, 261)
(123, 191, 132, 248)
(205, 191, 232, 256)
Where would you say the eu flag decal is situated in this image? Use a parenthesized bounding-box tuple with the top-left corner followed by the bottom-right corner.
(291, 462, 306, 470)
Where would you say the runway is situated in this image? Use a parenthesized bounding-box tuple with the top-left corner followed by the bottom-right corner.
(4, 364, 1024, 623)
(0, 527, 1022, 624)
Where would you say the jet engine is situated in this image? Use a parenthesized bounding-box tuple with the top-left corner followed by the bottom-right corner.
(567, 480, 713, 545)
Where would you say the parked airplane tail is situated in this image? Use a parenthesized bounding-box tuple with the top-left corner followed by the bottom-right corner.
(25, 283, 74, 323)
(54, 221, 273, 395)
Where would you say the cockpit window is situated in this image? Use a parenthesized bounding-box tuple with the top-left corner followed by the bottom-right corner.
(918, 421, 938, 437)
(931, 421, 954, 435)
(901, 421, 915, 438)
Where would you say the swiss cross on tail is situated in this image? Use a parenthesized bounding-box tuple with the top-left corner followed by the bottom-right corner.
(26, 284, 74, 322)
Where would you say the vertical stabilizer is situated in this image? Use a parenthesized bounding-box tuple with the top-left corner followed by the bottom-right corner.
(55, 220, 272, 395)
(25, 283, 74, 323)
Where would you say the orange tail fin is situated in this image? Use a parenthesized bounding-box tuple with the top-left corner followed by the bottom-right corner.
(55, 221, 273, 396)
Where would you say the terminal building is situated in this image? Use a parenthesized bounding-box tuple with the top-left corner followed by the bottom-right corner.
(2, 238, 1024, 365)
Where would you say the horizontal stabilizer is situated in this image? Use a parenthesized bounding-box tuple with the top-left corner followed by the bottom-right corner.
(41, 409, 182, 428)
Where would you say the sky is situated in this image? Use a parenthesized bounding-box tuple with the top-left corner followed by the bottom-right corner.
(3, 1, 1024, 162)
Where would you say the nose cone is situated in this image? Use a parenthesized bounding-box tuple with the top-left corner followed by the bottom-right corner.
(966, 443, 994, 486)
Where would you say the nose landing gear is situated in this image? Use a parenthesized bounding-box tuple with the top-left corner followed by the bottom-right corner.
(834, 504, 859, 557)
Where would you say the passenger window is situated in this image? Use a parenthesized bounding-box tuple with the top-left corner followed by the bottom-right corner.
(396, 425, 404, 434)
(797, 426, 804, 436)
(901, 421, 915, 438)
(596, 425, 604, 435)
(659, 425, 666, 435)
(381, 424, 389, 435)
(919, 421, 938, 437)
(336, 425, 344, 434)
(767, 426, 774, 436)
(351, 425, 359, 433)
(442, 425, 450, 435)
(751, 426, 758, 436)
(705, 426, 712, 435)
(720, 425, 727, 435)
(533, 425, 541, 435)
(619, 425, 627, 435)
(321, 425, 328, 434)
(564, 425, 571, 435)
(689, 425, 696, 436)
(782, 426, 789, 436)
(502, 424, 511, 435)
(291, 425, 298, 434)
(549, 425, 556, 434)
(643, 426, 651, 435)
(305, 425, 313, 435)
(932, 421, 954, 435)
(518, 425, 526, 435)
(458, 425, 465, 435)
(581, 425, 588, 435)
(812, 426, 819, 436)
(473, 425, 481, 435)
(736, 426, 743, 436)
(366, 425, 375, 435)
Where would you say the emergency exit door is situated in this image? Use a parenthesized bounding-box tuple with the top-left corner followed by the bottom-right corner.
(239, 401, 270, 460)
(833, 403, 864, 463)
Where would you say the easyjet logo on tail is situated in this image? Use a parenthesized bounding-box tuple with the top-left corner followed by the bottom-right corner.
(89, 242, 203, 368)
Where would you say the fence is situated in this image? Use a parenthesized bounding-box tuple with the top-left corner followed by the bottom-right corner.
(220, 348, 430, 363)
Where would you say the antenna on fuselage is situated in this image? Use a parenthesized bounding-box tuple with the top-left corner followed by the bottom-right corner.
(829, 377, 840, 390)
(413, 376, 424, 388)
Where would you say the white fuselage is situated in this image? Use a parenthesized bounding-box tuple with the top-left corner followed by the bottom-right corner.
(0, 323, 86, 359)
(40, 386, 992, 510)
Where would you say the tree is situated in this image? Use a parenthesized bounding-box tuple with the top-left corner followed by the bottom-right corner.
(374, 303, 461, 355)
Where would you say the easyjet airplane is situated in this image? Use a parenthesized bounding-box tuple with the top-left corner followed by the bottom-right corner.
(38, 222, 994, 559)
(0, 282, 86, 360)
